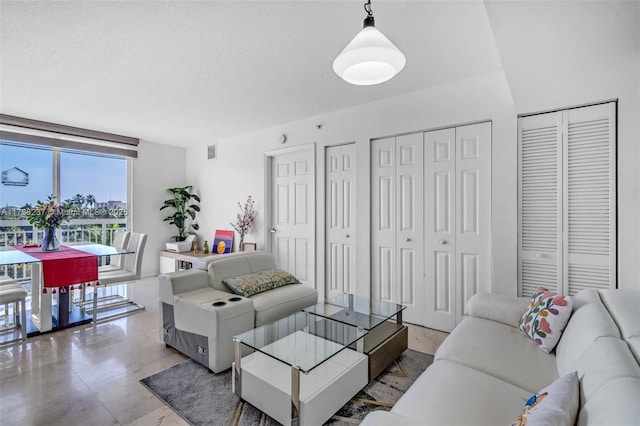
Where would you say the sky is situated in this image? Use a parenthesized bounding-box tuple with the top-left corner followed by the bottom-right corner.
(0, 143, 127, 207)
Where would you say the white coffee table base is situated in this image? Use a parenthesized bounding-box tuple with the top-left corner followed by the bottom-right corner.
(233, 334, 368, 426)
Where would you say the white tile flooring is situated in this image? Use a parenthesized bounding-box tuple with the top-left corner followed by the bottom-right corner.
(0, 276, 447, 425)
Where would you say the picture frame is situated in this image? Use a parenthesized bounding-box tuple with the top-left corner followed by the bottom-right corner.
(213, 229, 234, 254)
(240, 242, 257, 252)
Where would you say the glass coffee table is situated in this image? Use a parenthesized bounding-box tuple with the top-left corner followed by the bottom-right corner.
(233, 295, 406, 426)
(304, 294, 407, 380)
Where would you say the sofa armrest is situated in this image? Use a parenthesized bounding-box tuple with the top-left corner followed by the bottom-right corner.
(467, 292, 531, 327)
(360, 411, 426, 426)
(158, 269, 209, 305)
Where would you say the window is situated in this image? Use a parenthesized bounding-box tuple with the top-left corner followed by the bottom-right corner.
(1, 142, 129, 242)
(0, 142, 130, 279)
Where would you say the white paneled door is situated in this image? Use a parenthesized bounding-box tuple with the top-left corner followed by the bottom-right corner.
(268, 145, 315, 289)
(424, 128, 457, 331)
(326, 143, 356, 299)
(371, 133, 424, 324)
(424, 122, 491, 331)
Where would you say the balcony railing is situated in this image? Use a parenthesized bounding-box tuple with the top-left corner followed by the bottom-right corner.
(0, 219, 127, 281)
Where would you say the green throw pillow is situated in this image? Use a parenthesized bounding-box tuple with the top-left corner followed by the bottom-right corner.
(222, 269, 300, 297)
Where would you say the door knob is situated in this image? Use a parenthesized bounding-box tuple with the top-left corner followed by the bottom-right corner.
(405, 238, 411, 242)
(439, 240, 447, 245)
(345, 234, 350, 238)
(270, 228, 277, 233)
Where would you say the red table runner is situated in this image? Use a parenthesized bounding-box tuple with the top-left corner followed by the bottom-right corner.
(14, 245, 98, 288)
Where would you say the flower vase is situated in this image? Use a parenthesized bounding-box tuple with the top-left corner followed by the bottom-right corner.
(41, 227, 60, 251)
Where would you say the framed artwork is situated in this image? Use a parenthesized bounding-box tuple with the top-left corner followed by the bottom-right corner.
(213, 229, 233, 254)
(240, 242, 257, 251)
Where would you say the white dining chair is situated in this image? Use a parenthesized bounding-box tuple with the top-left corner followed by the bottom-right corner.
(90, 232, 147, 322)
(98, 230, 130, 272)
(74, 230, 131, 312)
(0, 276, 28, 345)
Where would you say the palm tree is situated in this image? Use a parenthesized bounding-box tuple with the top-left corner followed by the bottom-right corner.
(72, 194, 86, 209)
(86, 194, 96, 210)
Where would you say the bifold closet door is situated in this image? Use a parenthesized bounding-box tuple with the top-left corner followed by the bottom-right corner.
(518, 112, 563, 295)
(371, 133, 424, 324)
(562, 103, 616, 294)
(518, 102, 616, 296)
(425, 122, 492, 331)
(424, 128, 456, 331)
(326, 143, 356, 299)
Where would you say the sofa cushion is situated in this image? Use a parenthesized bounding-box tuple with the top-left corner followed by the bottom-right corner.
(511, 371, 579, 426)
(435, 316, 558, 393)
(518, 288, 573, 353)
(390, 360, 532, 426)
(207, 251, 277, 291)
(574, 337, 640, 425)
(555, 298, 621, 376)
(599, 289, 640, 364)
(250, 284, 318, 327)
(222, 269, 300, 297)
(468, 292, 531, 327)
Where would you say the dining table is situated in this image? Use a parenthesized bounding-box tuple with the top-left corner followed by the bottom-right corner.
(0, 242, 133, 334)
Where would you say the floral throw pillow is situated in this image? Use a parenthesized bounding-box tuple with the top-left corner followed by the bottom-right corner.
(222, 269, 300, 297)
(518, 287, 573, 353)
(511, 371, 579, 426)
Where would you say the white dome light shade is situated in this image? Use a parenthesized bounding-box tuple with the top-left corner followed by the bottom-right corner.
(333, 26, 406, 86)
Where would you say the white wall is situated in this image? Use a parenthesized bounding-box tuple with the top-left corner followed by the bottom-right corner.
(485, 0, 640, 290)
(187, 71, 519, 296)
(132, 140, 186, 277)
(185, 1, 640, 296)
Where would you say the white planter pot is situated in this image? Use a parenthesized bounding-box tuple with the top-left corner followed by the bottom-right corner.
(166, 241, 192, 253)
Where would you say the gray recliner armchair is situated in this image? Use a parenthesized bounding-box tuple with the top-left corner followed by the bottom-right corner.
(158, 251, 318, 373)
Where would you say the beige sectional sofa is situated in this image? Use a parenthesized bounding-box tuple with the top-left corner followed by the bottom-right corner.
(158, 251, 317, 373)
(361, 289, 640, 425)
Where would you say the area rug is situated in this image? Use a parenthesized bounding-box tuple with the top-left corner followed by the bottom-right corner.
(140, 349, 433, 425)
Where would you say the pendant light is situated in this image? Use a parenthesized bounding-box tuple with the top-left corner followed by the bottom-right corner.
(333, 0, 406, 86)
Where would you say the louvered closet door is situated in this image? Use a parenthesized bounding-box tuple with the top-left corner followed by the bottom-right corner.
(563, 103, 616, 294)
(518, 112, 563, 296)
(518, 102, 616, 297)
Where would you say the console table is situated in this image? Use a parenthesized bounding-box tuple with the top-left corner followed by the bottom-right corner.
(159, 250, 219, 273)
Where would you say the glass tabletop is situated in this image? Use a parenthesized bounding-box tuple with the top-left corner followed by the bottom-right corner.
(303, 294, 405, 331)
(0, 246, 42, 266)
(0, 243, 132, 266)
(233, 311, 366, 374)
(64, 242, 134, 256)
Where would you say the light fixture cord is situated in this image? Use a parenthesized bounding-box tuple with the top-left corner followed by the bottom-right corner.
(363, 0, 375, 27)
(364, 0, 373, 17)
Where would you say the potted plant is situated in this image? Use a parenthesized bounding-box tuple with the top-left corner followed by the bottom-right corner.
(27, 194, 75, 251)
(230, 195, 256, 249)
(160, 186, 201, 251)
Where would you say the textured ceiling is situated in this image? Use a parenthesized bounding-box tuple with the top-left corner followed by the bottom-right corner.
(0, 1, 503, 147)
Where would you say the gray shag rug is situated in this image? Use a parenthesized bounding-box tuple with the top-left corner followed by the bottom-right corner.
(141, 349, 433, 425)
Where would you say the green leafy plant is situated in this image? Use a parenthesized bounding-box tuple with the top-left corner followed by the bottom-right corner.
(160, 186, 201, 241)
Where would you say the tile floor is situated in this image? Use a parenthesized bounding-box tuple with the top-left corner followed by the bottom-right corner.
(0, 276, 448, 425)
